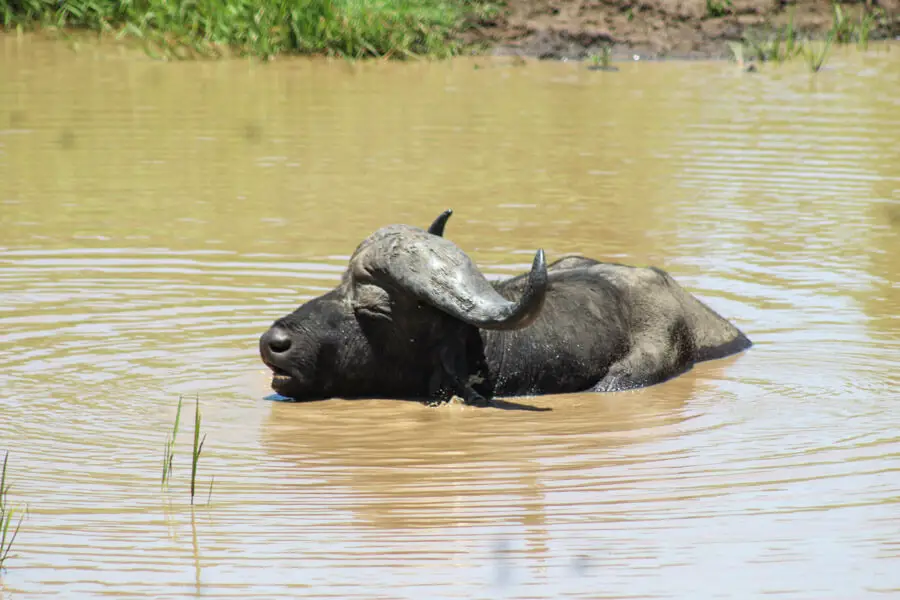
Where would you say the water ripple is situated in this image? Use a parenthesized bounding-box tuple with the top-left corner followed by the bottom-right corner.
(1, 43, 899, 600)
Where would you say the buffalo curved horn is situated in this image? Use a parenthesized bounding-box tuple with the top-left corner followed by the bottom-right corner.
(427, 209, 453, 236)
(350, 225, 547, 331)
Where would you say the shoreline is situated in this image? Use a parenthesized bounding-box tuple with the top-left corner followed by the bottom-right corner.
(467, 0, 899, 62)
(1, 0, 897, 62)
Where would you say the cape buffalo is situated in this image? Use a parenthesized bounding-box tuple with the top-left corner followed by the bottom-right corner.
(259, 210, 751, 405)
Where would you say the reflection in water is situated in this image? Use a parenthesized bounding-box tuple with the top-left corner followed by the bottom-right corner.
(190, 509, 201, 595)
(254, 373, 705, 597)
(1, 34, 899, 599)
(260, 374, 699, 532)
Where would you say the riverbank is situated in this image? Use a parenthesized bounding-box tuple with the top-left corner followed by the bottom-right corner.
(1, 0, 897, 60)
(0, 0, 500, 59)
(475, 0, 900, 60)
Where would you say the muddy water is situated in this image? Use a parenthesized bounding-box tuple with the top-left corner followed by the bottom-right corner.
(1, 34, 899, 598)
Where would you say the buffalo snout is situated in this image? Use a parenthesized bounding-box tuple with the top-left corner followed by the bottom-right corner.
(260, 324, 292, 364)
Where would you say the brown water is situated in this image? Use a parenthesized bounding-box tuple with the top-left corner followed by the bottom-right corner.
(1, 34, 899, 599)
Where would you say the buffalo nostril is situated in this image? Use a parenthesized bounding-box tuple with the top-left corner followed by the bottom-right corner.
(264, 326, 292, 354)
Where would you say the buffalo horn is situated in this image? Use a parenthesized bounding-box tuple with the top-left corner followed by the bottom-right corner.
(427, 209, 453, 236)
(351, 226, 548, 331)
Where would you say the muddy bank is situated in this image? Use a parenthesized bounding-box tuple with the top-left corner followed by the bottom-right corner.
(467, 0, 900, 60)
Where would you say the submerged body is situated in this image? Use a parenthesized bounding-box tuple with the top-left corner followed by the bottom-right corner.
(260, 210, 751, 404)
(480, 256, 750, 396)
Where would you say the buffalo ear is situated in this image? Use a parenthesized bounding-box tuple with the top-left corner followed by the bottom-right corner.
(426, 209, 453, 237)
(350, 282, 393, 322)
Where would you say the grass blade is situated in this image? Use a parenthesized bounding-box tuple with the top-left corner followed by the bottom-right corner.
(0, 451, 25, 569)
(0, 512, 24, 565)
(1, 451, 8, 511)
(190, 396, 204, 505)
(161, 395, 183, 489)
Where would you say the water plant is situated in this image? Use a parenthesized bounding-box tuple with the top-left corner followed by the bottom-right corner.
(586, 45, 615, 71)
(1, 452, 25, 570)
(830, 3, 855, 44)
(737, 2, 887, 72)
(802, 37, 833, 72)
(782, 9, 799, 59)
(190, 397, 207, 506)
(161, 395, 183, 490)
(829, 2, 882, 49)
(0, 0, 498, 60)
(741, 10, 801, 64)
(160, 395, 212, 504)
(855, 8, 878, 50)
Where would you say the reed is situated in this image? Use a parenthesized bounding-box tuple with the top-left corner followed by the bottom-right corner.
(855, 9, 877, 50)
(741, 10, 801, 64)
(586, 45, 615, 71)
(830, 2, 882, 49)
(0, 0, 497, 60)
(0, 452, 25, 569)
(736, 2, 884, 73)
(161, 395, 183, 490)
(830, 3, 855, 44)
(782, 9, 799, 59)
(160, 395, 212, 505)
(190, 397, 206, 506)
(802, 37, 833, 72)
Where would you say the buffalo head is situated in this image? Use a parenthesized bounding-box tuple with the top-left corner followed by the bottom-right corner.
(259, 211, 547, 402)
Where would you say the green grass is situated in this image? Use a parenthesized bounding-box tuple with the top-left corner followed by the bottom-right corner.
(830, 2, 882, 50)
(161, 395, 183, 490)
(802, 36, 832, 72)
(161, 396, 212, 505)
(730, 2, 887, 74)
(1, 452, 25, 570)
(586, 44, 613, 70)
(706, 0, 733, 18)
(851, 6, 878, 50)
(740, 9, 801, 64)
(821, 2, 885, 53)
(0, 0, 499, 59)
(190, 397, 206, 506)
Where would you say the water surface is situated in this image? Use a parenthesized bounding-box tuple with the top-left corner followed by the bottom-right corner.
(1, 35, 899, 599)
